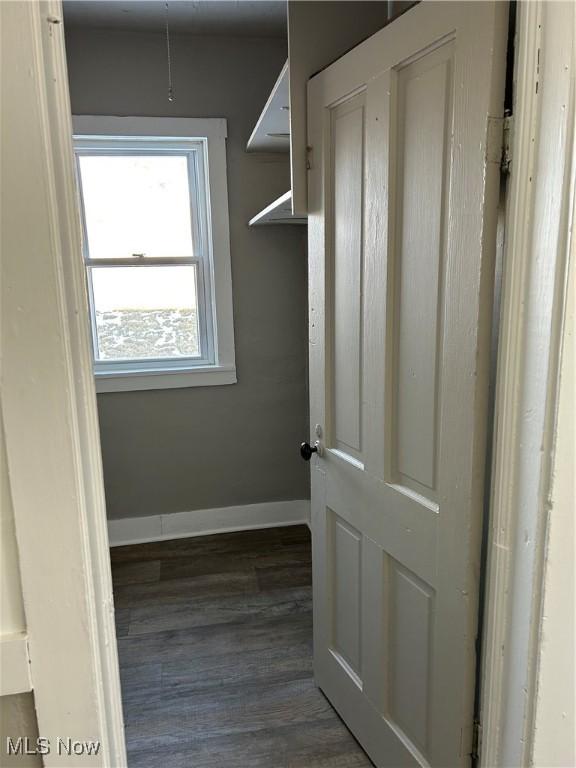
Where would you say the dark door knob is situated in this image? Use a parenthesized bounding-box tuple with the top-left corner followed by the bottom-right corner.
(300, 441, 318, 461)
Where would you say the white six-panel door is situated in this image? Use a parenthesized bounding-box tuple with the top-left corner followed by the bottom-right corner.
(307, 3, 508, 766)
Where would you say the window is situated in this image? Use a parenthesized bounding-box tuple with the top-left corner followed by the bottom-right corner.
(73, 117, 236, 392)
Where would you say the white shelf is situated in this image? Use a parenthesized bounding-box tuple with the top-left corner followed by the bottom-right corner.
(247, 7, 391, 221)
(246, 61, 290, 153)
(247, 61, 307, 224)
(249, 191, 307, 226)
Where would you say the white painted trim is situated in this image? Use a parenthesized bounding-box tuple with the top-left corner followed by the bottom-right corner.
(480, 2, 575, 766)
(108, 500, 311, 547)
(1, 2, 126, 764)
(73, 115, 228, 140)
(0, 633, 32, 696)
(95, 364, 237, 393)
(73, 115, 237, 393)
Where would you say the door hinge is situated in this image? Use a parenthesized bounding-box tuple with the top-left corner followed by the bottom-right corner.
(486, 114, 513, 174)
(501, 113, 514, 174)
(471, 719, 482, 763)
(306, 146, 313, 171)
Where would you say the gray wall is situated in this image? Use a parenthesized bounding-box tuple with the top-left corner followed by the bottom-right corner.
(64, 28, 310, 519)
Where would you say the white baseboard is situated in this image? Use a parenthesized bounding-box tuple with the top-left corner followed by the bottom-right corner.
(107, 499, 311, 547)
(0, 632, 32, 696)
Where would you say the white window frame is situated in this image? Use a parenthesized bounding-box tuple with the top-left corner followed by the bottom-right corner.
(72, 116, 236, 392)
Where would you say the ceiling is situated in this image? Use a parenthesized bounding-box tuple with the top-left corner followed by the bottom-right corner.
(63, 0, 287, 37)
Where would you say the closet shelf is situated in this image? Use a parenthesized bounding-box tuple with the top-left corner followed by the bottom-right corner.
(247, 61, 307, 224)
(246, 61, 290, 153)
(248, 191, 306, 226)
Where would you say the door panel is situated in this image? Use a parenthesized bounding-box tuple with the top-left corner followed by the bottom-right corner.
(393, 43, 453, 496)
(330, 510, 363, 677)
(307, 3, 507, 766)
(331, 93, 366, 462)
(387, 560, 434, 754)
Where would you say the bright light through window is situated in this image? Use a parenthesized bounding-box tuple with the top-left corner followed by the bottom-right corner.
(76, 143, 210, 368)
(78, 154, 194, 259)
(91, 266, 200, 360)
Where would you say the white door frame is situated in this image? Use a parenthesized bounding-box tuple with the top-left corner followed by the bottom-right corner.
(480, 1, 575, 765)
(1, 1, 126, 764)
(2, 1, 572, 766)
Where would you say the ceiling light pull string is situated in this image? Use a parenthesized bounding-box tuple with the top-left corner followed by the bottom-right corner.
(165, 1, 174, 102)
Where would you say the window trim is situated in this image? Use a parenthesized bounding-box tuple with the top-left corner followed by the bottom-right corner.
(72, 116, 236, 392)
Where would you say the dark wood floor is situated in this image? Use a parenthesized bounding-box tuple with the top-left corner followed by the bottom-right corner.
(111, 524, 373, 768)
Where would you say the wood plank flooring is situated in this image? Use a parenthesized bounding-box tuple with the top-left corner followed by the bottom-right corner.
(111, 524, 373, 768)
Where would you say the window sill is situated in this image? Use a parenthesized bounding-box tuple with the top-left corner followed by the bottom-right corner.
(94, 364, 237, 393)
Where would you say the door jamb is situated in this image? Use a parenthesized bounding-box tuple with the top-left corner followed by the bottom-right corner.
(2, 1, 126, 763)
(480, 1, 575, 765)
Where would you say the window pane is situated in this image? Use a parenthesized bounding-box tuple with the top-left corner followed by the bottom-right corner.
(79, 155, 194, 258)
(91, 266, 200, 360)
